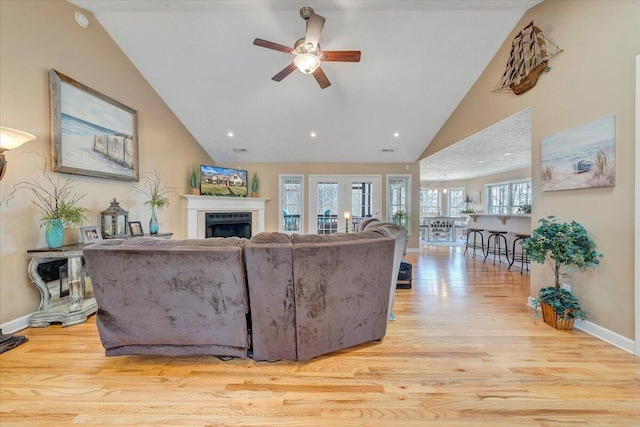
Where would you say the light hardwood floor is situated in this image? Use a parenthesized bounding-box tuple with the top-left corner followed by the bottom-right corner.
(1, 245, 639, 426)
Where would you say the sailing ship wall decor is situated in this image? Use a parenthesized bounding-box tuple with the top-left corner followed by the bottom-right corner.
(494, 21, 562, 95)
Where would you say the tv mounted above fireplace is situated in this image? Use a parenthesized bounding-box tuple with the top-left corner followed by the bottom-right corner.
(200, 165, 248, 197)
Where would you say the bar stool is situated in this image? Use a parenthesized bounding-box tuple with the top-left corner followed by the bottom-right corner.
(509, 233, 531, 273)
(464, 228, 485, 259)
(484, 230, 509, 265)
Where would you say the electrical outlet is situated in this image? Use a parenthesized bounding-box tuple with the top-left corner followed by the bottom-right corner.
(562, 283, 571, 292)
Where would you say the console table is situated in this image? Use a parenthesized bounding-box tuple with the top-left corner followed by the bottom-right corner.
(26, 244, 97, 327)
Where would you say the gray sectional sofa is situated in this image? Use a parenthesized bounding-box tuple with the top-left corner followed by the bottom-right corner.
(83, 222, 406, 361)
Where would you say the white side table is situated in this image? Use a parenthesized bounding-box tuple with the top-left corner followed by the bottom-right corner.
(26, 244, 97, 327)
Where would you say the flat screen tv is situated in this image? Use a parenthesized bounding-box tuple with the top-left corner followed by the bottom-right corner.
(200, 165, 248, 197)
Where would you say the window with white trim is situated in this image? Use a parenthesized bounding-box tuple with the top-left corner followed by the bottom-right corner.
(387, 175, 411, 230)
(447, 188, 465, 216)
(420, 188, 440, 219)
(486, 179, 531, 214)
(279, 175, 303, 233)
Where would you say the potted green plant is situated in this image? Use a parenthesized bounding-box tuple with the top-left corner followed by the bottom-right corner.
(132, 170, 174, 234)
(188, 166, 200, 195)
(522, 216, 602, 330)
(250, 173, 259, 198)
(392, 210, 409, 229)
(3, 165, 86, 248)
(518, 204, 532, 214)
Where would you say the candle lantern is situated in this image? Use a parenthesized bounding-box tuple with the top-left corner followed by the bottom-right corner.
(101, 198, 128, 238)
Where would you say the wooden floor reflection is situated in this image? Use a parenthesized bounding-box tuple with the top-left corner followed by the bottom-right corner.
(1, 245, 638, 426)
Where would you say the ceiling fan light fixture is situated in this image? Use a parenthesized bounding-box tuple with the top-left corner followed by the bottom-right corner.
(294, 53, 321, 74)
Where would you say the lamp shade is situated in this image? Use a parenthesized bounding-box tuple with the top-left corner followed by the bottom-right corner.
(294, 53, 321, 74)
(0, 126, 35, 151)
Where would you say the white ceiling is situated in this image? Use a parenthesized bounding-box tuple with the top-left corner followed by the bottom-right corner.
(68, 0, 539, 177)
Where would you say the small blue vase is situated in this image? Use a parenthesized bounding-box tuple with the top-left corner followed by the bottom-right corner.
(149, 206, 159, 234)
(45, 219, 64, 248)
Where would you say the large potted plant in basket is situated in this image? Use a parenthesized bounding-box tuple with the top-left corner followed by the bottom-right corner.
(522, 216, 602, 330)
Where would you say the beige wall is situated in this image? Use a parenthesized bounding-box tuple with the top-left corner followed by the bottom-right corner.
(0, 0, 213, 324)
(222, 162, 421, 248)
(421, 0, 639, 339)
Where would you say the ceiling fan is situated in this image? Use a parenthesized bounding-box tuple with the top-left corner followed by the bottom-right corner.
(253, 6, 361, 89)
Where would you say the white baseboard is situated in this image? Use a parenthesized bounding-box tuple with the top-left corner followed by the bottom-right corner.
(526, 297, 635, 355)
(1, 314, 31, 334)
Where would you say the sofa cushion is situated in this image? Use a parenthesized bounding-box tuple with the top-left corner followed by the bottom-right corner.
(290, 231, 384, 244)
(107, 236, 249, 247)
(250, 232, 292, 244)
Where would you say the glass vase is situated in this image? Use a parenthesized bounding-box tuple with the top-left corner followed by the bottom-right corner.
(149, 206, 159, 234)
(45, 218, 64, 248)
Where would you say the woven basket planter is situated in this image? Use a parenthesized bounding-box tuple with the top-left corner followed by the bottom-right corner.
(540, 301, 576, 330)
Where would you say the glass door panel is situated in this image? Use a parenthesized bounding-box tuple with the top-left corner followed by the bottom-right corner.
(309, 175, 380, 234)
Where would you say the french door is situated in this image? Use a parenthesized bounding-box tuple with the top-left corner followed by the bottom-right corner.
(308, 175, 381, 234)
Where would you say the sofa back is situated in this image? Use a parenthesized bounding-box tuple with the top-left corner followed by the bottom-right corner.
(83, 237, 251, 357)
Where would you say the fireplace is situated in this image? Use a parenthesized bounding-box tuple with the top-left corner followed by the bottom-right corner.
(205, 212, 252, 238)
(182, 195, 267, 239)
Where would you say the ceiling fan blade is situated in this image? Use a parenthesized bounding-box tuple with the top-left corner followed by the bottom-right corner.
(312, 67, 331, 89)
(253, 38, 294, 54)
(322, 51, 362, 62)
(272, 63, 297, 82)
(304, 12, 325, 51)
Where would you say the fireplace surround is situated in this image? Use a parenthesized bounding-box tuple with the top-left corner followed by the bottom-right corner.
(182, 195, 268, 239)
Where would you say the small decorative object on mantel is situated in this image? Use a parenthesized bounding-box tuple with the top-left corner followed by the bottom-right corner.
(493, 21, 562, 95)
(2, 153, 86, 248)
(132, 170, 174, 234)
(100, 198, 128, 238)
(250, 173, 259, 198)
(188, 165, 200, 195)
(523, 216, 602, 330)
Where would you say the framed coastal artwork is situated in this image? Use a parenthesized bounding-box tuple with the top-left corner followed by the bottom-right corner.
(541, 115, 615, 192)
(50, 69, 139, 181)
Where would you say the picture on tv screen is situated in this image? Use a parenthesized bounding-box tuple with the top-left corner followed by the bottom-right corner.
(200, 165, 248, 197)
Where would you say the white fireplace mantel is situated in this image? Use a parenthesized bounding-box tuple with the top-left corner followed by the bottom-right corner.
(182, 195, 269, 238)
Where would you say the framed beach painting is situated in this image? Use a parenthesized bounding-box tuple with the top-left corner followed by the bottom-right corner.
(50, 69, 139, 181)
(541, 115, 615, 192)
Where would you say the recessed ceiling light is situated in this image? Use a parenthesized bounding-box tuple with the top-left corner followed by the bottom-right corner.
(478, 160, 484, 164)
(75, 12, 89, 28)
(381, 148, 395, 153)
(227, 132, 234, 137)
(504, 152, 512, 156)
(393, 132, 400, 138)
(232, 148, 247, 153)
(310, 132, 316, 138)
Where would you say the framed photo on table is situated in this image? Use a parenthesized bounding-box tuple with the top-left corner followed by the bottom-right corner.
(80, 226, 102, 244)
(128, 221, 144, 236)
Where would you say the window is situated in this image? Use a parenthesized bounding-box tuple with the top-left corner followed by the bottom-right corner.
(420, 188, 440, 219)
(486, 179, 531, 214)
(448, 188, 465, 216)
(387, 175, 411, 230)
(279, 175, 303, 233)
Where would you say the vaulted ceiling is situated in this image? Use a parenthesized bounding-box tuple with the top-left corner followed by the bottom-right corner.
(68, 0, 540, 179)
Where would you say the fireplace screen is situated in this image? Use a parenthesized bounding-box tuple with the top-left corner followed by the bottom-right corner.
(205, 212, 252, 238)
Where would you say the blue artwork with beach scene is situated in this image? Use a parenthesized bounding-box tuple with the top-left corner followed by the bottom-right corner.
(541, 116, 615, 192)
(51, 70, 138, 181)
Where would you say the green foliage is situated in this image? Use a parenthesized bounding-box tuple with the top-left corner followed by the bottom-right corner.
(523, 216, 602, 321)
(188, 166, 200, 189)
(518, 204, 531, 214)
(392, 210, 408, 229)
(3, 155, 86, 228)
(250, 173, 259, 193)
(534, 286, 588, 320)
(133, 170, 174, 211)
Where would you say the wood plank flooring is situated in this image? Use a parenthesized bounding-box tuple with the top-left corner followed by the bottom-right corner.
(1, 245, 639, 426)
